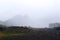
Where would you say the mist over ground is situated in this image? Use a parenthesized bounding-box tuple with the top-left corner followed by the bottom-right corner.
(0, 0, 60, 28)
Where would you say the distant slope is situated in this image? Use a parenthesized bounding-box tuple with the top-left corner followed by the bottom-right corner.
(0, 21, 5, 25)
(4, 15, 30, 26)
(0, 21, 6, 27)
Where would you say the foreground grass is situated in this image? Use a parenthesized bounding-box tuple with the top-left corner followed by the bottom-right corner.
(0, 32, 26, 39)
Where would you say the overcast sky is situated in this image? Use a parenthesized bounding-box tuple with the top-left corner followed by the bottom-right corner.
(0, 0, 60, 27)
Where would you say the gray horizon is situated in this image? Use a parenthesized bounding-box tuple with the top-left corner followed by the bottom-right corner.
(0, 0, 60, 28)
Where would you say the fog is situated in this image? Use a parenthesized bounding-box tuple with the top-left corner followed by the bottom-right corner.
(0, 0, 60, 28)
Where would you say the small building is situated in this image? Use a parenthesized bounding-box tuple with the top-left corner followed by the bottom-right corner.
(49, 23, 60, 28)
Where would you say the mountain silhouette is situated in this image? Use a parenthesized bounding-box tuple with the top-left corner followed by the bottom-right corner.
(5, 15, 30, 26)
(0, 21, 5, 25)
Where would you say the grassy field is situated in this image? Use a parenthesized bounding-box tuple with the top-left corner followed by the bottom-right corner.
(0, 26, 60, 40)
(0, 32, 26, 39)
